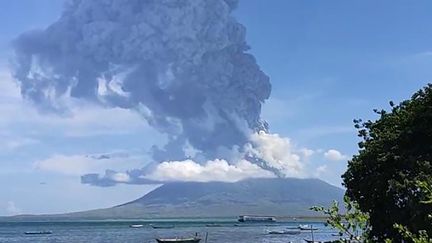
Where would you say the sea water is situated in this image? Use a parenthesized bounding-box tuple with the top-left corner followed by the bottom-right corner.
(0, 220, 340, 243)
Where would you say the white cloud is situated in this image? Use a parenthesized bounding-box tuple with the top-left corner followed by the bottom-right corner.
(145, 159, 275, 183)
(324, 149, 348, 161)
(248, 131, 304, 177)
(144, 131, 314, 183)
(6, 201, 22, 215)
(33, 153, 143, 176)
(34, 155, 99, 175)
(110, 172, 131, 183)
(314, 165, 328, 177)
(299, 148, 315, 158)
(0, 137, 39, 150)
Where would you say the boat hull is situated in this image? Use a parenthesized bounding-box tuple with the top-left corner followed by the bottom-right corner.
(304, 240, 335, 243)
(24, 231, 52, 235)
(129, 224, 144, 228)
(156, 238, 201, 243)
(151, 225, 175, 229)
(268, 230, 301, 235)
(238, 215, 276, 222)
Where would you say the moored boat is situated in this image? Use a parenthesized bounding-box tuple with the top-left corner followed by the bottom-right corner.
(238, 215, 276, 222)
(24, 231, 52, 235)
(151, 224, 175, 229)
(299, 224, 318, 230)
(129, 224, 144, 228)
(155, 237, 201, 243)
(304, 240, 335, 243)
(268, 230, 301, 235)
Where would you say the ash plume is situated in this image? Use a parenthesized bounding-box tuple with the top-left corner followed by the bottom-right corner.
(12, 0, 305, 185)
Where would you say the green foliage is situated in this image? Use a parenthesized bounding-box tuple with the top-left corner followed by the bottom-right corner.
(394, 181, 432, 243)
(310, 196, 369, 242)
(311, 184, 432, 242)
(342, 84, 432, 241)
(418, 181, 432, 205)
(395, 224, 432, 243)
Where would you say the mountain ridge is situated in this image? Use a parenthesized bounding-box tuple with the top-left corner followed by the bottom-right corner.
(2, 178, 344, 220)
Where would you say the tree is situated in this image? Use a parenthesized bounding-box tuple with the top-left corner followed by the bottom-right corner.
(310, 196, 369, 242)
(395, 181, 432, 243)
(310, 187, 432, 243)
(342, 84, 432, 241)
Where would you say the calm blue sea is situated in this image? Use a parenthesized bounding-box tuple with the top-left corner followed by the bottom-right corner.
(0, 220, 340, 243)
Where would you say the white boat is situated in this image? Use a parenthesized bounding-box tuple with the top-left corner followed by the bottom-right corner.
(129, 224, 144, 228)
(299, 224, 318, 230)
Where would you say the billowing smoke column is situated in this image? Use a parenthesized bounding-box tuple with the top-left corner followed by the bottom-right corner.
(13, 0, 303, 185)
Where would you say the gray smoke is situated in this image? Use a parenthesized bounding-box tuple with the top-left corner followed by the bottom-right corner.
(12, 0, 274, 185)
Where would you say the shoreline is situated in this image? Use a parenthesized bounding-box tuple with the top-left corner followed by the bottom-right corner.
(0, 216, 329, 223)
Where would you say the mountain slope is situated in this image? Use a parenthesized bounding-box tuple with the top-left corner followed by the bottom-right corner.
(68, 178, 344, 218)
(128, 178, 341, 206)
(3, 178, 344, 220)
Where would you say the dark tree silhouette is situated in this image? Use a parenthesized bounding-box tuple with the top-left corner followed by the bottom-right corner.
(343, 84, 432, 241)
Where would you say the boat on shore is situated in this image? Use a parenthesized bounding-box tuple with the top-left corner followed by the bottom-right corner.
(24, 231, 52, 235)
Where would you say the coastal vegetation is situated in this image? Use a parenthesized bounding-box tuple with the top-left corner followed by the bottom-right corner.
(313, 84, 432, 242)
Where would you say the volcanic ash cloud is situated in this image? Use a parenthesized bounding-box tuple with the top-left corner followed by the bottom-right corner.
(12, 0, 306, 185)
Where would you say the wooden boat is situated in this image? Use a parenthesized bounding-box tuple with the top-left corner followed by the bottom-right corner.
(24, 231, 52, 235)
(268, 230, 301, 235)
(155, 237, 201, 243)
(151, 224, 175, 229)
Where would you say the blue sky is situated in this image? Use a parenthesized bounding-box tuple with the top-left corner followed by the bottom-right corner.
(0, 0, 431, 216)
